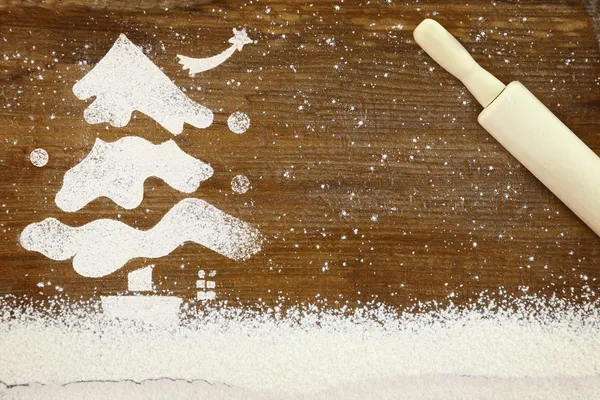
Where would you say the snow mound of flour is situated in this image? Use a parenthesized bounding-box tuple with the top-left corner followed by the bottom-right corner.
(1, 295, 599, 399)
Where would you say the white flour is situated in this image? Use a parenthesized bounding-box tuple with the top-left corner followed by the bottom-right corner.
(29, 148, 49, 167)
(2, 376, 598, 400)
(126, 265, 154, 292)
(231, 174, 251, 194)
(55, 137, 213, 211)
(73, 34, 213, 134)
(0, 295, 599, 399)
(19, 198, 264, 277)
(227, 111, 251, 134)
(178, 28, 254, 76)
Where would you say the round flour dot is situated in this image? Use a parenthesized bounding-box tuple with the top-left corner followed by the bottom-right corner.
(231, 174, 251, 194)
(227, 111, 250, 134)
(30, 148, 49, 167)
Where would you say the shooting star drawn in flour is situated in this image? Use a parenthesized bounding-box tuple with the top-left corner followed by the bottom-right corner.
(55, 137, 213, 212)
(177, 28, 254, 76)
(20, 198, 264, 278)
(73, 34, 214, 134)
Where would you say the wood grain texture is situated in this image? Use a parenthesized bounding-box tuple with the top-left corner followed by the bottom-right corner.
(0, 0, 598, 308)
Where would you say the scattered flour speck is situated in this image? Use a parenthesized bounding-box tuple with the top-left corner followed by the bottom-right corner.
(227, 111, 251, 134)
(231, 174, 251, 194)
(30, 148, 49, 167)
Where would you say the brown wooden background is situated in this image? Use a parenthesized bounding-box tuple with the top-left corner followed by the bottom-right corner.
(1, 0, 599, 308)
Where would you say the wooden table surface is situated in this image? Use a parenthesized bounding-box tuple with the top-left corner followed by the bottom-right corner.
(1, 0, 599, 309)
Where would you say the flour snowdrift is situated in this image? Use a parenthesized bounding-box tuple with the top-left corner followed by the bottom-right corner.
(3, 376, 600, 400)
(0, 297, 599, 399)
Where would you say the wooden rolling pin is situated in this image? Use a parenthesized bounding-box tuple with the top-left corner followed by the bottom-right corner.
(413, 19, 600, 237)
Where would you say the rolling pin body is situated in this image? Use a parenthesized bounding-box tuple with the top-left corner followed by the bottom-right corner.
(414, 19, 600, 236)
(479, 81, 600, 235)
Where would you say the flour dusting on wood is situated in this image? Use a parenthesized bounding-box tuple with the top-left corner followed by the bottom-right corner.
(227, 111, 251, 134)
(29, 148, 49, 167)
(177, 28, 254, 76)
(0, 296, 599, 399)
(55, 137, 213, 211)
(20, 198, 264, 277)
(73, 34, 213, 134)
(231, 174, 251, 194)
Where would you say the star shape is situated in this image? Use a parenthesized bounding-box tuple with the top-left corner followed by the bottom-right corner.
(229, 28, 254, 51)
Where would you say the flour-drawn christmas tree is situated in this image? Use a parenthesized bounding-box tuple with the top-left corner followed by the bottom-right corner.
(20, 30, 261, 323)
